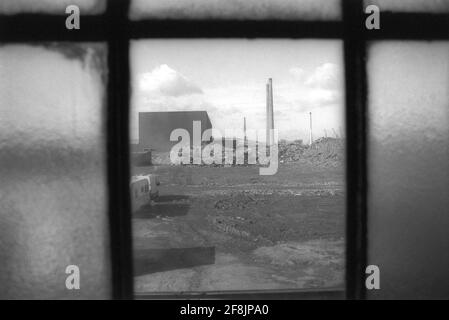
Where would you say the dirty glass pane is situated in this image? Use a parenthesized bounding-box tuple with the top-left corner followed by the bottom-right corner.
(0, 43, 109, 299)
(0, 0, 105, 15)
(368, 42, 449, 299)
(130, 40, 346, 293)
(130, 0, 342, 20)
(365, 0, 449, 13)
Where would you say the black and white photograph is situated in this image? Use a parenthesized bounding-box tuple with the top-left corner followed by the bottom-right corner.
(0, 0, 448, 305)
(130, 39, 345, 293)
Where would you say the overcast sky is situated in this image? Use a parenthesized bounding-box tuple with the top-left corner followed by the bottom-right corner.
(130, 40, 344, 142)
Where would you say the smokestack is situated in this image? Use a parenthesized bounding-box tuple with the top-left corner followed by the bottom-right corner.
(244, 117, 247, 138)
(309, 112, 313, 146)
(266, 78, 274, 146)
(243, 116, 247, 148)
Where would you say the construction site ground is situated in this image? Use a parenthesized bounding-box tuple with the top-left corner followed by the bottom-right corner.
(131, 156, 345, 293)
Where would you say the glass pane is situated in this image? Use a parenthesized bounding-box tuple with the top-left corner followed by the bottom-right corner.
(130, 0, 342, 20)
(368, 42, 449, 299)
(365, 0, 449, 13)
(130, 40, 346, 293)
(0, 43, 109, 299)
(0, 0, 105, 15)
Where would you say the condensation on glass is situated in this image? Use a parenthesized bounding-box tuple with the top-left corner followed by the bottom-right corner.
(130, 39, 346, 293)
(0, 43, 110, 299)
(365, 0, 449, 13)
(367, 41, 449, 299)
(0, 0, 106, 15)
(129, 0, 342, 20)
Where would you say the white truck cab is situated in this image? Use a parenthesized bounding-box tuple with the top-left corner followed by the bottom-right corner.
(130, 174, 160, 212)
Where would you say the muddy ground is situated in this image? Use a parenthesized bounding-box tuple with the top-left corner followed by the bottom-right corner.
(131, 161, 345, 293)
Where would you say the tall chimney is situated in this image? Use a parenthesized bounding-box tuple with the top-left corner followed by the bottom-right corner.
(243, 116, 247, 148)
(309, 112, 313, 146)
(266, 78, 274, 146)
(244, 117, 247, 138)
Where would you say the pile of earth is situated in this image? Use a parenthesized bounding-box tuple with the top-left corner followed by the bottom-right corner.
(149, 137, 344, 168)
(279, 137, 343, 167)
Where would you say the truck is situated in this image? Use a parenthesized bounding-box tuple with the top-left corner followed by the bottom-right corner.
(130, 174, 160, 212)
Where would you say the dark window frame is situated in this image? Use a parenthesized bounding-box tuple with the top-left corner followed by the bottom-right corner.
(1, 0, 448, 300)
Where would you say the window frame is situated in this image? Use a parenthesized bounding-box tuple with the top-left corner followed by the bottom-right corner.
(1, 0, 447, 300)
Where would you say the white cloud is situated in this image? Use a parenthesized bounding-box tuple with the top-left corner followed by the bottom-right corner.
(132, 62, 344, 142)
(289, 67, 306, 81)
(289, 63, 340, 90)
(284, 62, 343, 112)
(139, 64, 202, 97)
(305, 63, 340, 89)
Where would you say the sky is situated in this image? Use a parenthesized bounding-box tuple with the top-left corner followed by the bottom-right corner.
(130, 39, 345, 143)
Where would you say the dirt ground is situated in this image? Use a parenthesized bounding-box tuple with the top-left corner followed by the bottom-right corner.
(131, 160, 345, 293)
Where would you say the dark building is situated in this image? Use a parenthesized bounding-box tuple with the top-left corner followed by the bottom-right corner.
(138, 111, 212, 152)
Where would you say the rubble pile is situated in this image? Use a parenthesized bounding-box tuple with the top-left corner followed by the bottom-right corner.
(278, 141, 306, 162)
(148, 137, 344, 168)
(279, 137, 344, 167)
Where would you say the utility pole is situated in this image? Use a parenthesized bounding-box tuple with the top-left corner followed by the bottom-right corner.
(332, 128, 338, 138)
(266, 78, 274, 146)
(244, 117, 247, 142)
(309, 112, 313, 146)
(243, 117, 247, 163)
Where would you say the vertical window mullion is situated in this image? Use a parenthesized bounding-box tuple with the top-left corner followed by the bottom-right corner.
(343, 0, 368, 300)
(106, 0, 134, 299)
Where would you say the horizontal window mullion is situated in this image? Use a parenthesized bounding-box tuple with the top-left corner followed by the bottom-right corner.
(127, 20, 343, 39)
(2, 13, 448, 41)
(0, 14, 108, 42)
(364, 12, 449, 40)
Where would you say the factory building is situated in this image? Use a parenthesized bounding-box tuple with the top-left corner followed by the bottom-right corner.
(138, 111, 212, 152)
